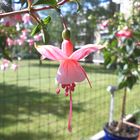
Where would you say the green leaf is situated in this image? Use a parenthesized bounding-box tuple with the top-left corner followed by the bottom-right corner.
(33, 0, 57, 6)
(31, 24, 41, 36)
(133, 31, 140, 40)
(110, 40, 118, 49)
(42, 27, 50, 44)
(134, 48, 140, 57)
(43, 16, 51, 25)
(118, 74, 127, 89)
(0, 35, 7, 50)
(127, 76, 138, 89)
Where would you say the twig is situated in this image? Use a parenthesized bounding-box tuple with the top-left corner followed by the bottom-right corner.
(0, 0, 69, 18)
(123, 121, 140, 129)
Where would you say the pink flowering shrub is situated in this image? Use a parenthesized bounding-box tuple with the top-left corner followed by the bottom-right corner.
(103, 12, 140, 133)
(0, 59, 18, 71)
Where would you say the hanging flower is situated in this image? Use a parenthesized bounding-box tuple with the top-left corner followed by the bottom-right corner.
(11, 64, 18, 71)
(14, 14, 22, 22)
(27, 39, 34, 46)
(115, 27, 133, 38)
(2, 17, 16, 26)
(22, 13, 31, 24)
(0, 59, 10, 71)
(100, 20, 109, 30)
(6, 37, 14, 47)
(34, 34, 42, 41)
(35, 29, 104, 132)
(16, 38, 24, 46)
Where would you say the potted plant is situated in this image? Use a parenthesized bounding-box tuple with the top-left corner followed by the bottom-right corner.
(103, 15, 140, 139)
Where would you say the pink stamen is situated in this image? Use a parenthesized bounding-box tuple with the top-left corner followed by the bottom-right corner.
(80, 65, 92, 88)
(56, 88, 60, 94)
(68, 92, 72, 132)
(61, 84, 66, 88)
(65, 87, 69, 92)
(70, 86, 74, 91)
(65, 92, 69, 96)
(72, 83, 75, 87)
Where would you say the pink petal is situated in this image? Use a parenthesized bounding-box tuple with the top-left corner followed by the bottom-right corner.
(115, 29, 133, 38)
(11, 64, 18, 71)
(34, 34, 42, 41)
(1, 64, 6, 71)
(35, 44, 67, 61)
(56, 59, 86, 84)
(22, 13, 31, 24)
(6, 37, 14, 47)
(14, 14, 22, 22)
(69, 44, 104, 60)
(61, 40, 73, 57)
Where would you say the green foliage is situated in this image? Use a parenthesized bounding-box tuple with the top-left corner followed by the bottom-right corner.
(31, 24, 41, 36)
(42, 16, 51, 25)
(103, 33, 140, 90)
(104, 38, 140, 90)
(31, 16, 51, 43)
(33, 0, 57, 6)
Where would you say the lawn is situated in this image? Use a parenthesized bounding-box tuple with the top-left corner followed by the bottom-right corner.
(0, 59, 140, 140)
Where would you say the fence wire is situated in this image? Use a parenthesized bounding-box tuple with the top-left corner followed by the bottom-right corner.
(0, 58, 140, 140)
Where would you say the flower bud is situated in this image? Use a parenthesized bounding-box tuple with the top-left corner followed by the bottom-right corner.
(62, 29, 71, 40)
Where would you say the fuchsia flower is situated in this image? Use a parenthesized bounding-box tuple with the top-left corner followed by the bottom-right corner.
(22, 13, 31, 24)
(115, 28, 133, 38)
(6, 37, 14, 47)
(20, 34, 27, 41)
(22, 29, 28, 36)
(100, 20, 109, 30)
(2, 17, 16, 26)
(34, 34, 42, 41)
(16, 39, 24, 46)
(27, 39, 34, 46)
(0, 59, 10, 71)
(11, 64, 18, 71)
(14, 14, 22, 22)
(35, 38, 104, 132)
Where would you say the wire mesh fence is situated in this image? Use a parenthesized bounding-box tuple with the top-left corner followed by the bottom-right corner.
(0, 58, 140, 140)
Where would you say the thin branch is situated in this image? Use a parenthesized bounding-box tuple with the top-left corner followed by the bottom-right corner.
(121, 88, 127, 120)
(0, 0, 69, 18)
(123, 121, 140, 129)
(59, 13, 67, 29)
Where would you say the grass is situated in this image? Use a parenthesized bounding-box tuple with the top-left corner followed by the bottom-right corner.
(0, 59, 140, 140)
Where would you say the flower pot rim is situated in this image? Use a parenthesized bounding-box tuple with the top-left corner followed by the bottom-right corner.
(104, 122, 139, 139)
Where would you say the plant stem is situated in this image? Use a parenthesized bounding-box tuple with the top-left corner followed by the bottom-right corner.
(115, 87, 127, 131)
(121, 87, 127, 120)
(30, 12, 41, 24)
(60, 13, 67, 29)
(0, 0, 69, 18)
